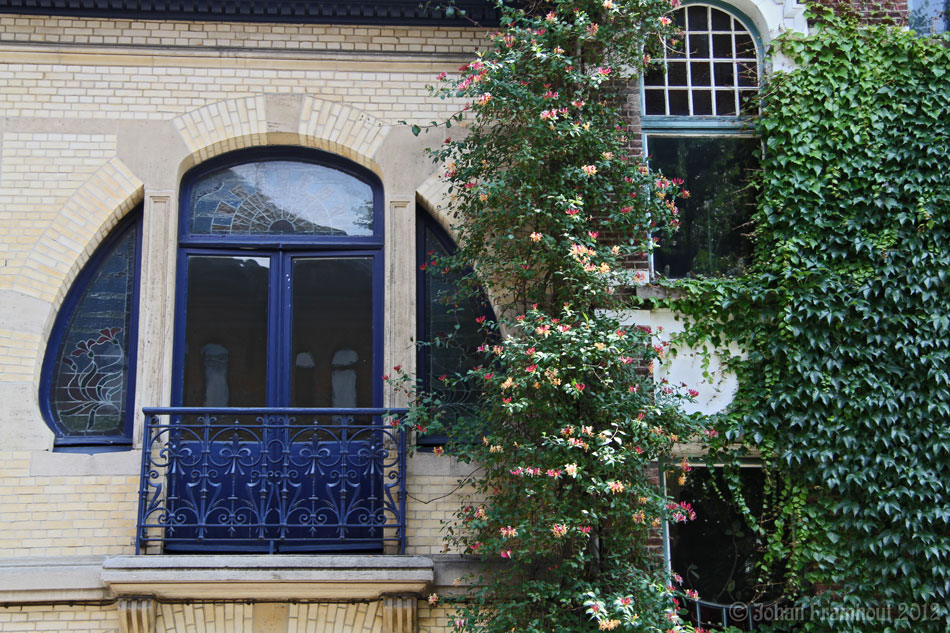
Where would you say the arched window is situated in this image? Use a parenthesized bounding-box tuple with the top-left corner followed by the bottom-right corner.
(417, 212, 493, 446)
(643, 3, 762, 278)
(174, 147, 384, 410)
(40, 210, 142, 450)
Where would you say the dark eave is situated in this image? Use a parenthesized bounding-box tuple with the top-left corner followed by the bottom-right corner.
(0, 0, 500, 26)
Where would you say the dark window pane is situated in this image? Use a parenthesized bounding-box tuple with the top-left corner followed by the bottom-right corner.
(687, 5, 708, 30)
(711, 7, 732, 30)
(690, 62, 712, 86)
(739, 89, 758, 115)
(644, 89, 667, 115)
(647, 135, 759, 278)
(712, 33, 733, 58)
(715, 90, 737, 116)
(688, 33, 710, 58)
(714, 62, 735, 87)
(190, 161, 374, 237)
(291, 257, 373, 408)
(182, 255, 270, 407)
(669, 467, 784, 622)
(644, 65, 666, 86)
(668, 90, 690, 115)
(668, 61, 688, 86)
(421, 226, 487, 429)
(735, 33, 756, 59)
(673, 7, 686, 28)
(692, 90, 713, 115)
(738, 61, 759, 86)
(49, 225, 137, 437)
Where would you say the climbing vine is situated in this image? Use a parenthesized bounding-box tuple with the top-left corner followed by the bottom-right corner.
(391, 0, 710, 631)
(669, 10, 950, 632)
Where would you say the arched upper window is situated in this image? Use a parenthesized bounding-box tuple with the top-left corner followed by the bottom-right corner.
(643, 4, 760, 117)
(642, 3, 762, 278)
(174, 148, 384, 410)
(40, 210, 142, 450)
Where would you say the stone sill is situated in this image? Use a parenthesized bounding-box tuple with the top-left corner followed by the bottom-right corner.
(101, 555, 434, 601)
(0, 556, 111, 603)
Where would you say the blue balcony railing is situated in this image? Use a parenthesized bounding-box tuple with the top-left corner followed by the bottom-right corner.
(136, 407, 408, 555)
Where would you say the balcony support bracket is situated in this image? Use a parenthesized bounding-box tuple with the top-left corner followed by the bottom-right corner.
(117, 597, 156, 633)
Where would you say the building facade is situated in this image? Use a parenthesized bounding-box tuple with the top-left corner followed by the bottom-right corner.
(0, 0, 899, 631)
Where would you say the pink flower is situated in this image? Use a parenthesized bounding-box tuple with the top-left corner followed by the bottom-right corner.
(686, 589, 699, 600)
(526, 364, 538, 373)
(500, 549, 512, 559)
(596, 67, 611, 76)
(575, 383, 586, 392)
(578, 525, 592, 534)
(582, 165, 598, 176)
(566, 208, 581, 216)
(659, 15, 672, 25)
(510, 467, 524, 476)
(543, 90, 559, 99)
(620, 597, 632, 606)
(545, 10, 557, 21)
(688, 389, 700, 398)
(476, 315, 487, 323)
(436, 72, 447, 81)
(454, 618, 466, 630)
(704, 428, 720, 438)
(572, 99, 585, 108)
(546, 468, 563, 479)
(540, 109, 557, 120)
(551, 524, 568, 538)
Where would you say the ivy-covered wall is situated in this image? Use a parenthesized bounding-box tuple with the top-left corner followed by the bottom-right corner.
(674, 11, 950, 632)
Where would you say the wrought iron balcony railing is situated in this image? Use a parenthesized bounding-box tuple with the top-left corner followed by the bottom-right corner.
(136, 407, 408, 555)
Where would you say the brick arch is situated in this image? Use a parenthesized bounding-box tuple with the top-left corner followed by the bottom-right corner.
(173, 95, 389, 178)
(15, 157, 144, 307)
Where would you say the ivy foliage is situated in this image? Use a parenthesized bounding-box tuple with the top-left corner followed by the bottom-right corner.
(393, 0, 709, 631)
(671, 11, 950, 632)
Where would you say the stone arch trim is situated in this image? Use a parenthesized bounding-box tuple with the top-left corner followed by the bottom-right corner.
(415, 170, 455, 238)
(14, 157, 144, 306)
(172, 95, 390, 176)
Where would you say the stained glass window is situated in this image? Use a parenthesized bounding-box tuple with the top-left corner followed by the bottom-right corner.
(42, 214, 140, 444)
(188, 161, 375, 237)
(418, 215, 492, 445)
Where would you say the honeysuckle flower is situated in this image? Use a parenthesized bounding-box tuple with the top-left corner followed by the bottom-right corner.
(484, 373, 494, 380)
(561, 425, 574, 437)
(632, 270, 650, 285)
(602, 152, 613, 160)
(543, 90, 559, 99)
(572, 99, 585, 108)
(551, 523, 568, 538)
(704, 428, 719, 438)
(477, 92, 493, 105)
(501, 377, 515, 390)
(582, 165, 598, 175)
(688, 388, 700, 397)
(596, 66, 611, 76)
(490, 444, 503, 453)
(500, 525, 517, 537)
(433, 446, 444, 456)
(540, 109, 557, 120)
(530, 232, 543, 242)
(428, 593, 439, 605)
(608, 480, 625, 494)
(619, 597, 632, 606)
(553, 46, 564, 54)
(595, 342, 606, 350)
(659, 15, 672, 25)
(599, 620, 620, 630)
(576, 383, 586, 392)
(475, 506, 486, 518)
(632, 511, 645, 523)
(454, 618, 465, 629)
(603, 0, 614, 8)
(510, 467, 524, 476)
(566, 208, 581, 216)
(565, 463, 578, 477)
(526, 364, 538, 373)
(578, 525, 591, 533)
(475, 315, 487, 323)
(545, 10, 557, 21)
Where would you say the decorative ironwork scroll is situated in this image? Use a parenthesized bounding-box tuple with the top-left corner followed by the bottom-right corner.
(136, 407, 407, 554)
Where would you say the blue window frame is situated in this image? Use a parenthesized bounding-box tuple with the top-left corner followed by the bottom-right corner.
(174, 147, 385, 410)
(416, 212, 494, 446)
(642, 2, 762, 278)
(39, 209, 142, 450)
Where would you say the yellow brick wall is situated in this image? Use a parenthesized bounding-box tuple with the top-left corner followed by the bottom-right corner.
(0, 452, 138, 557)
(0, 605, 118, 633)
(0, 16, 473, 559)
(0, 602, 455, 633)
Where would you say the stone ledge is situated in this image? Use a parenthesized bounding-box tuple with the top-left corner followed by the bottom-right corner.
(0, 556, 111, 603)
(101, 555, 434, 601)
